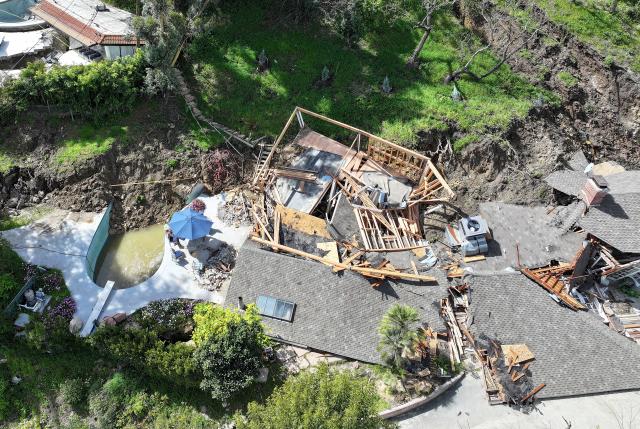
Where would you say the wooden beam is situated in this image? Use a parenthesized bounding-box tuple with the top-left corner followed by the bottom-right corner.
(296, 107, 429, 161)
(250, 236, 437, 282)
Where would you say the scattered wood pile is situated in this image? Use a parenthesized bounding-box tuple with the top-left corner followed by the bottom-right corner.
(246, 107, 456, 285)
(440, 283, 546, 406)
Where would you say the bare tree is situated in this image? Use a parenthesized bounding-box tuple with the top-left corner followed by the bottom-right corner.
(444, 4, 538, 83)
(407, 0, 456, 67)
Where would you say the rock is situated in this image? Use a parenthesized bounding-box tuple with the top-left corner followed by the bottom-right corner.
(11, 375, 22, 385)
(69, 317, 83, 334)
(6, 197, 18, 208)
(256, 367, 269, 383)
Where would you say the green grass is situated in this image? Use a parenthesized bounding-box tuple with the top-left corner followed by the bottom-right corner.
(54, 124, 128, 165)
(188, 3, 550, 150)
(0, 153, 15, 174)
(0, 206, 52, 232)
(557, 70, 580, 87)
(535, 0, 640, 71)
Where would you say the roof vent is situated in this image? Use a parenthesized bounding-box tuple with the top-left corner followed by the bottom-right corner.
(95, 3, 108, 11)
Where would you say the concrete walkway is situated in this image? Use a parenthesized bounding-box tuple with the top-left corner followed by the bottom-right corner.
(1, 193, 251, 323)
(397, 368, 640, 429)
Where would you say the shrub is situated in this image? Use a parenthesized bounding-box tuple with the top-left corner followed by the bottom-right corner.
(133, 298, 195, 340)
(194, 318, 264, 401)
(25, 318, 47, 351)
(192, 303, 268, 347)
(90, 325, 161, 366)
(0, 272, 20, 309)
(145, 342, 198, 385)
(60, 378, 88, 409)
(0, 377, 9, 421)
(6, 51, 146, 121)
(89, 373, 135, 429)
(236, 364, 392, 429)
(46, 297, 77, 327)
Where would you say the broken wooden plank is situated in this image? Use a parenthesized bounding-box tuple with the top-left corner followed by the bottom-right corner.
(464, 254, 486, 263)
(251, 236, 437, 282)
(521, 383, 545, 403)
(316, 241, 340, 264)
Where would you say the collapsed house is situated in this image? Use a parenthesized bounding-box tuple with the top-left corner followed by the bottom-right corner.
(225, 107, 457, 363)
(223, 112, 640, 406)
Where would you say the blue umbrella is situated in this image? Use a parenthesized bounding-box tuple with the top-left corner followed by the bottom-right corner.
(168, 208, 213, 240)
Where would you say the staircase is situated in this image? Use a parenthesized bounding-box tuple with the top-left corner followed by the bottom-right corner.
(173, 69, 259, 150)
(254, 140, 275, 183)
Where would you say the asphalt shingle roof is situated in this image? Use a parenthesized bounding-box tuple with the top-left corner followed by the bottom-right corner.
(226, 243, 449, 363)
(468, 273, 640, 399)
(580, 193, 640, 254)
(544, 170, 587, 197)
(473, 202, 584, 270)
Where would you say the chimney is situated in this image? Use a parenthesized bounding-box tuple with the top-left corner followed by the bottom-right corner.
(237, 296, 245, 310)
(581, 175, 608, 206)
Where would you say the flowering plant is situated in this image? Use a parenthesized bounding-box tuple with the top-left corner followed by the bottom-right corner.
(46, 297, 76, 327)
(190, 199, 206, 213)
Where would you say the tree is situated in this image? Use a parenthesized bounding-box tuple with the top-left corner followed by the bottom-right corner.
(407, 0, 456, 67)
(192, 302, 267, 347)
(377, 304, 421, 370)
(444, 1, 538, 84)
(236, 364, 393, 429)
(194, 318, 264, 401)
(133, 0, 217, 94)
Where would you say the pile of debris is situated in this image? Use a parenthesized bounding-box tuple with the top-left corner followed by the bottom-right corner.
(199, 243, 237, 291)
(247, 107, 455, 285)
(218, 191, 252, 227)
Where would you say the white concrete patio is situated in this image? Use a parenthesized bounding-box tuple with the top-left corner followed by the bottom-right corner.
(1, 193, 251, 325)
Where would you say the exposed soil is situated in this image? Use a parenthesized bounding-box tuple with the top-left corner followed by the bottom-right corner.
(434, 1, 640, 214)
(0, 97, 247, 232)
(2, 4, 639, 225)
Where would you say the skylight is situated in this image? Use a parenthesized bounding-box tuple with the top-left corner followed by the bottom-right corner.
(256, 295, 295, 322)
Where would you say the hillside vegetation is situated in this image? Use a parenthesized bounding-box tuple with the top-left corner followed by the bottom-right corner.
(187, 1, 552, 150)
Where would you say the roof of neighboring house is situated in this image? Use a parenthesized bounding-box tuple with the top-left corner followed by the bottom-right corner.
(544, 170, 588, 197)
(580, 193, 640, 254)
(225, 243, 448, 364)
(470, 202, 585, 270)
(468, 273, 640, 399)
(31, 0, 141, 46)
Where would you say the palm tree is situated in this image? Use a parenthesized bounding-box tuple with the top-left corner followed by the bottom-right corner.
(377, 304, 421, 371)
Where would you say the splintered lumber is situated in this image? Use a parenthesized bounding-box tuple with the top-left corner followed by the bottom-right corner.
(521, 267, 586, 311)
(464, 254, 486, 263)
(273, 207, 281, 246)
(521, 384, 545, 403)
(273, 168, 318, 182)
(250, 236, 437, 282)
(501, 344, 535, 365)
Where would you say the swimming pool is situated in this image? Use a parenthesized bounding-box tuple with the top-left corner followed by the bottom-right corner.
(94, 224, 165, 289)
(0, 0, 37, 23)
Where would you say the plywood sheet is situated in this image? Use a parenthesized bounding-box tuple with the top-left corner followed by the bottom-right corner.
(276, 205, 331, 239)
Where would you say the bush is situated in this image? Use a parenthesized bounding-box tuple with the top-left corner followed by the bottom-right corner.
(194, 318, 264, 401)
(90, 325, 161, 366)
(236, 364, 392, 429)
(145, 342, 198, 386)
(0, 272, 20, 309)
(3, 51, 146, 123)
(0, 238, 25, 307)
(60, 378, 88, 410)
(0, 377, 9, 421)
(192, 303, 268, 347)
(133, 298, 195, 340)
(88, 373, 135, 429)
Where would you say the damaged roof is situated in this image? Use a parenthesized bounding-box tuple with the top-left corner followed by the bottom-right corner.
(472, 202, 584, 270)
(545, 170, 640, 198)
(468, 273, 640, 399)
(580, 193, 640, 254)
(226, 243, 448, 363)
